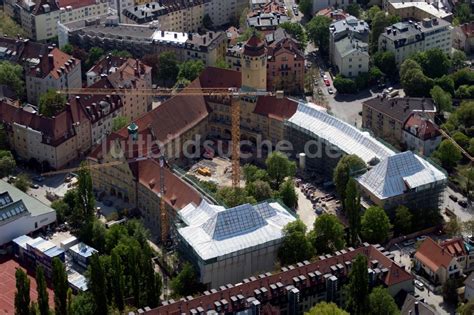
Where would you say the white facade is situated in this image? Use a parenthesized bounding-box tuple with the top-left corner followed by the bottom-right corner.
(58, 0, 108, 24)
(379, 19, 453, 65)
(0, 180, 56, 246)
(333, 38, 369, 77)
(402, 128, 441, 156)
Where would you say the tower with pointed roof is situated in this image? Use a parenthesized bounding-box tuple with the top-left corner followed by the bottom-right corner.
(241, 33, 267, 90)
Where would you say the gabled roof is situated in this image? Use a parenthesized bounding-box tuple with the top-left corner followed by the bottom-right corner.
(363, 97, 436, 124)
(401, 294, 439, 315)
(403, 113, 440, 140)
(440, 238, 467, 257)
(415, 237, 455, 272)
(460, 22, 474, 38)
(254, 96, 298, 121)
(27, 48, 79, 80)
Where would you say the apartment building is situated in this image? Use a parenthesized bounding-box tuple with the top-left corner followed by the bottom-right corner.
(25, 47, 82, 104)
(86, 56, 153, 120)
(121, 0, 247, 31)
(0, 99, 91, 169)
(150, 243, 414, 314)
(312, 0, 355, 15)
(59, 19, 227, 66)
(402, 113, 441, 156)
(378, 19, 453, 65)
(453, 22, 474, 53)
(384, 0, 452, 22)
(4, 0, 108, 41)
(246, 0, 290, 31)
(362, 96, 436, 147)
(440, 238, 474, 274)
(329, 15, 370, 76)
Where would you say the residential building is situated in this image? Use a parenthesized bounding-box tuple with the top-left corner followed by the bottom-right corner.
(312, 0, 355, 14)
(121, 0, 247, 30)
(384, 0, 452, 22)
(440, 238, 474, 273)
(149, 243, 414, 313)
(414, 237, 462, 285)
(402, 113, 441, 156)
(177, 200, 296, 288)
(0, 180, 56, 247)
(4, 0, 108, 41)
(401, 294, 439, 315)
(453, 22, 474, 53)
(465, 272, 474, 301)
(85, 56, 153, 120)
(357, 151, 446, 211)
(0, 98, 91, 169)
(329, 15, 370, 76)
(25, 47, 82, 104)
(316, 8, 348, 21)
(378, 19, 453, 65)
(333, 37, 369, 77)
(246, 0, 290, 31)
(59, 19, 227, 66)
(362, 96, 437, 147)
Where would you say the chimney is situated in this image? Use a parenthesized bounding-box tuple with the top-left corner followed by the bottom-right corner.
(75, 96, 81, 103)
(188, 32, 193, 40)
(48, 54, 54, 70)
(209, 32, 213, 39)
(414, 301, 419, 315)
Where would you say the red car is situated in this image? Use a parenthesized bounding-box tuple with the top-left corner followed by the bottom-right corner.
(324, 79, 330, 86)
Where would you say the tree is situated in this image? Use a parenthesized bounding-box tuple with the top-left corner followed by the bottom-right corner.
(453, 131, 470, 149)
(361, 206, 391, 244)
(36, 266, 50, 315)
(70, 292, 95, 315)
(14, 173, 30, 192)
(346, 3, 361, 18)
(434, 139, 462, 171)
(463, 220, 474, 237)
(306, 302, 348, 315)
(443, 278, 459, 305)
(243, 164, 269, 183)
(373, 51, 397, 78)
(430, 85, 453, 113)
(0, 10, 26, 38)
(400, 59, 422, 81)
(368, 66, 384, 84)
(333, 75, 357, 94)
(345, 254, 369, 315)
(15, 268, 30, 315)
(278, 220, 312, 265)
(412, 48, 451, 78)
(246, 179, 273, 202)
(446, 216, 462, 237)
(367, 5, 381, 22)
(459, 299, 474, 315)
(435, 75, 455, 95)
(265, 152, 296, 189)
(333, 155, 366, 208)
(394, 205, 413, 235)
(452, 50, 467, 70)
(402, 67, 434, 97)
(306, 16, 332, 56)
(177, 60, 205, 82)
(237, 27, 262, 43)
(89, 254, 108, 315)
(298, 0, 312, 17)
(140, 247, 161, 308)
(0, 61, 25, 98)
(279, 22, 308, 48)
(110, 50, 132, 58)
(109, 250, 125, 311)
(67, 289, 73, 315)
(0, 150, 16, 178)
(157, 52, 179, 86)
(170, 263, 201, 297)
(86, 47, 104, 69)
(454, 3, 472, 24)
(279, 180, 298, 209)
(52, 257, 68, 315)
(309, 214, 345, 254)
(215, 57, 229, 69)
(370, 12, 399, 53)
(216, 187, 256, 207)
(202, 13, 213, 29)
(39, 89, 67, 117)
(345, 178, 361, 246)
(368, 287, 399, 315)
(112, 116, 129, 132)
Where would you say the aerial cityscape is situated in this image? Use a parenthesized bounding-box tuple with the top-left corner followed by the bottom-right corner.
(0, 0, 472, 313)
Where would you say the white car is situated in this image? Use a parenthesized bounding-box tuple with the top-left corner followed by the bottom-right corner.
(414, 280, 425, 290)
(416, 235, 427, 242)
(323, 74, 328, 80)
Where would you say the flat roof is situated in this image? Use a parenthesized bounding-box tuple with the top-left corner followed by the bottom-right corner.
(389, 1, 452, 19)
(69, 242, 98, 258)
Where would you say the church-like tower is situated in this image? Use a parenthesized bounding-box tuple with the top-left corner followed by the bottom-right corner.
(241, 33, 267, 90)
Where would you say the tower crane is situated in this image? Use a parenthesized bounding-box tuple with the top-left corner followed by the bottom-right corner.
(42, 86, 283, 244)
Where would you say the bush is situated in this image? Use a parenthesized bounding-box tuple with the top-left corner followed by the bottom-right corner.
(333, 75, 357, 94)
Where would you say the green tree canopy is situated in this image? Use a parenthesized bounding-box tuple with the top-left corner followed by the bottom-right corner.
(412, 48, 451, 78)
(265, 152, 296, 188)
(15, 268, 30, 315)
(333, 75, 357, 94)
(430, 85, 453, 112)
(243, 164, 269, 183)
(52, 257, 68, 315)
(373, 51, 397, 78)
(445, 216, 462, 237)
(170, 263, 201, 297)
(345, 254, 369, 315)
(345, 178, 361, 246)
(36, 266, 50, 315)
(333, 154, 366, 208)
(454, 3, 472, 24)
(434, 139, 462, 171)
(246, 179, 273, 202)
(279, 22, 308, 48)
(216, 187, 256, 207)
(394, 205, 413, 235)
(0, 61, 25, 98)
(298, 0, 312, 17)
(458, 299, 474, 315)
(215, 57, 229, 69)
(370, 12, 400, 53)
(346, 3, 361, 18)
(112, 116, 129, 132)
(39, 90, 67, 117)
(443, 278, 459, 305)
(0, 150, 16, 178)
(237, 27, 262, 42)
(452, 50, 467, 70)
(368, 287, 400, 315)
(306, 16, 332, 56)
(88, 253, 108, 314)
(70, 292, 95, 315)
(157, 52, 179, 86)
(279, 179, 298, 209)
(86, 47, 104, 69)
(306, 302, 348, 315)
(202, 13, 213, 29)
(110, 49, 132, 58)
(309, 214, 345, 254)
(278, 219, 312, 265)
(435, 75, 455, 95)
(401, 67, 433, 97)
(361, 206, 391, 243)
(177, 60, 205, 82)
(14, 173, 30, 192)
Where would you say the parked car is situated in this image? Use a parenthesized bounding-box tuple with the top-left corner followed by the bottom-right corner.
(402, 239, 416, 247)
(416, 235, 427, 242)
(324, 79, 330, 86)
(449, 194, 458, 202)
(414, 280, 424, 290)
(30, 184, 39, 189)
(33, 176, 45, 182)
(458, 200, 468, 208)
(328, 87, 334, 94)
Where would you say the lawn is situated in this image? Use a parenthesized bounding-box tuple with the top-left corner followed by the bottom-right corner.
(0, 9, 26, 38)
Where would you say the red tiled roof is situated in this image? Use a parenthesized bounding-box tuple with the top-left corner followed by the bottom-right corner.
(244, 35, 266, 57)
(254, 96, 298, 121)
(415, 237, 455, 272)
(403, 113, 440, 140)
(147, 245, 412, 314)
(57, 0, 100, 9)
(460, 22, 474, 38)
(198, 67, 241, 89)
(440, 238, 467, 258)
(28, 48, 78, 80)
